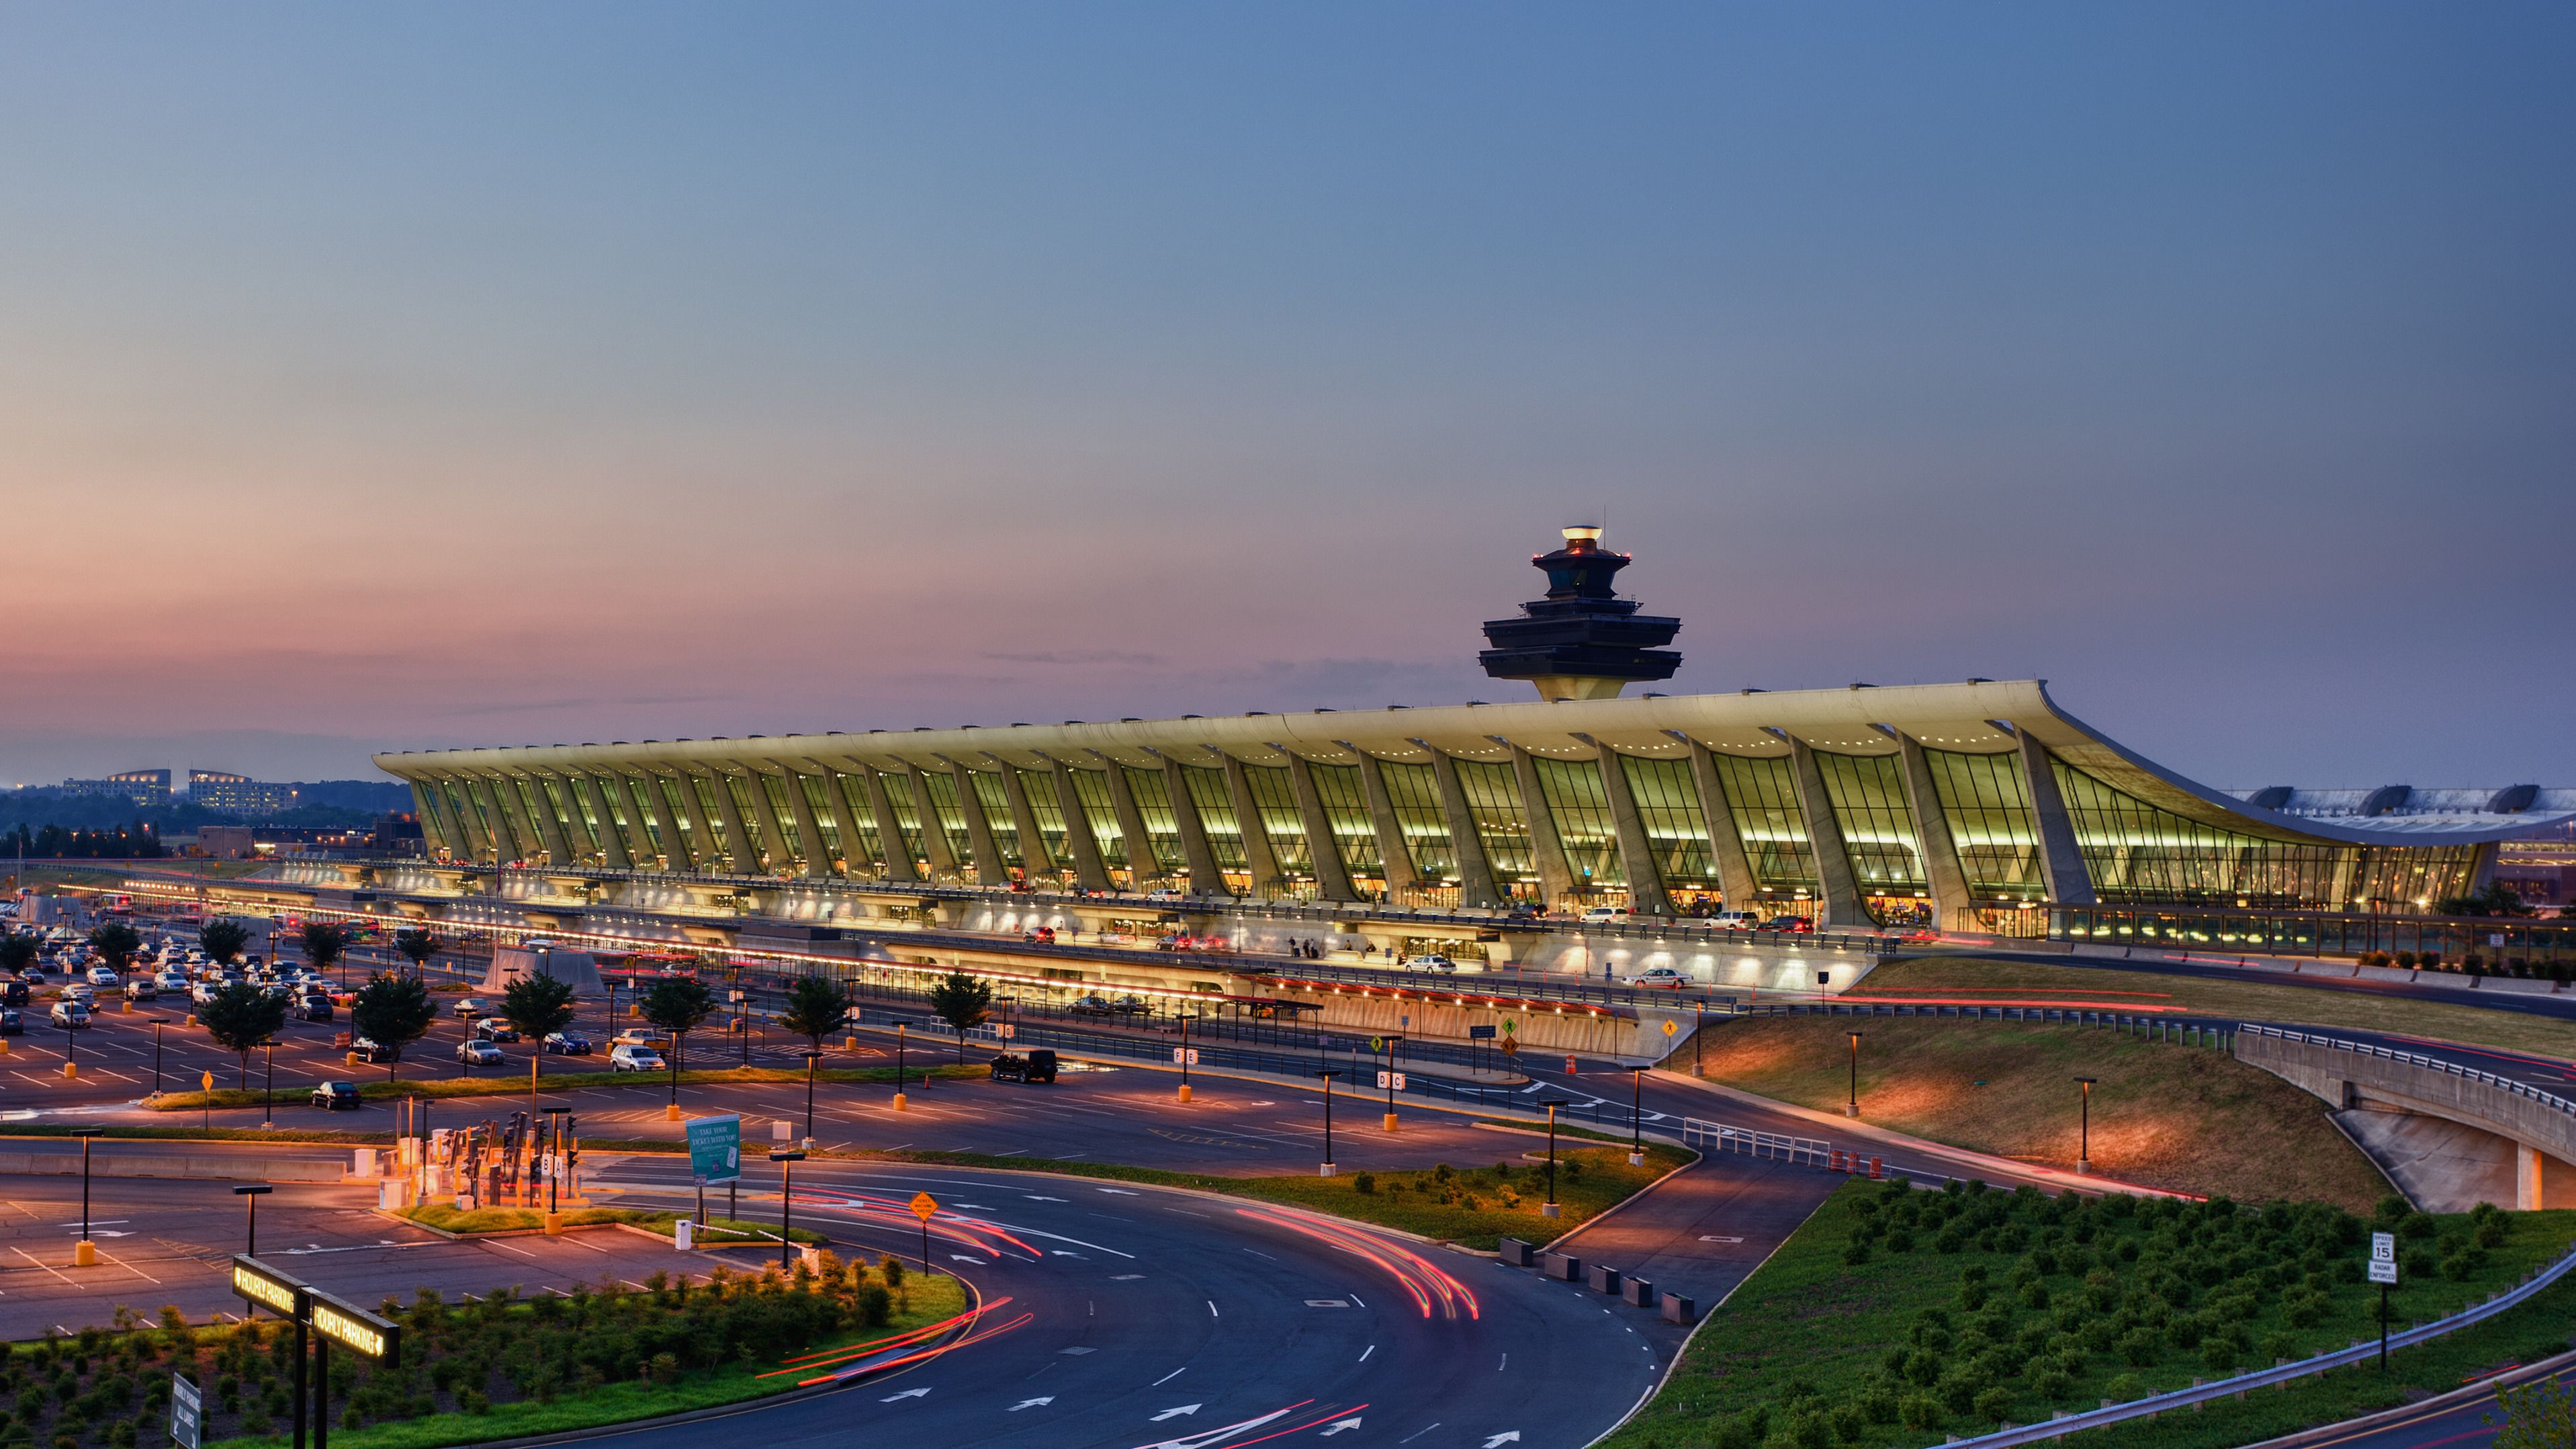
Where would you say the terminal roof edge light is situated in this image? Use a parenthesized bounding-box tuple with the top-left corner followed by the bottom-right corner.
(371, 679, 2573, 926)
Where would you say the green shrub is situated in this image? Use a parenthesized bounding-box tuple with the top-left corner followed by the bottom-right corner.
(1971, 1387, 2016, 1424)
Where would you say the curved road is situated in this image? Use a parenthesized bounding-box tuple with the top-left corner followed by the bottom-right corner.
(586, 1158, 1680, 1449)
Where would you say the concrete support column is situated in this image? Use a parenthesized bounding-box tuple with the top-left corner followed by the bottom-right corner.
(903, 764, 962, 879)
(1895, 734, 1973, 926)
(1786, 740, 1867, 928)
(997, 763, 1057, 881)
(642, 775, 694, 870)
(1100, 759, 1161, 883)
(1353, 752, 1420, 899)
(1049, 761, 1114, 892)
(815, 768, 875, 877)
(1507, 744, 1578, 908)
(1285, 754, 1358, 902)
(2012, 732, 2096, 905)
(701, 770, 762, 873)
(1593, 747, 1672, 917)
(1683, 742, 1762, 908)
(2519, 1143, 2546, 1211)
(2467, 841, 2501, 896)
(1426, 751, 1502, 908)
(858, 766, 920, 883)
(1220, 756, 1282, 897)
(742, 772, 799, 873)
(776, 769, 832, 879)
(576, 775, 632, 870)
(1161, 756, 1226, 897)
(946, 762, 1008, 885)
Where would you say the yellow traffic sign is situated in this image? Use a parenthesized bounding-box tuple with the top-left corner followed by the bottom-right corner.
(1662, 1020, 1679, 1037)
(908, 1191, 938, 1222)
(1499, 1037, 1519, 1055)
(201, 1071, 215, 1092)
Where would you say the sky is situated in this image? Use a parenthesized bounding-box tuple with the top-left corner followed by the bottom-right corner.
(1, 3, 2570, 791)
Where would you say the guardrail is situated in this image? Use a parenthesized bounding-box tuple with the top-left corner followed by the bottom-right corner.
(2238, 1023, 2576, 1116)
(1750, 1000, 2237, 1043)
(1942, 1237, 2576, 1446)
(1679, 1118, 1833, 1168)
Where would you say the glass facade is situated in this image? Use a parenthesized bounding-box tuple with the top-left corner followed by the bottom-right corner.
(655, 777, 701, 865)
(1241, 764, 1313, 883)
(1018, 769, 1070, 873)
(1619, 754, 1720, 888)
(1532, 756, 1624, 888)
(1180, 766, 1249, 885)
(1067, 769, 1128, 879)
(1122, 766, 1188, 877)
(760, 773, 808, 867)
(723, 775, 770, 869)
(1452, 758, 1538, 893)
(918, 770, 974, 869)
(1308, 762, 1384, 885)
(1376, 760, 1454, 883)
(1814, 752, 1927, 907)
(828, 773, 881, 870)
(2053, 762, 2481, 910)
(877, 769, 929, 872)
(1711, 754, 1817, 897)
(967, 770, 1024, 869)
(1922, 750, 2044, 899)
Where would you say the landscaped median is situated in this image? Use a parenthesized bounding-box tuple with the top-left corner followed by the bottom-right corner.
(1, 1257, 968, 1449)
(387, 1203, 828, 1245)
(1599, 1178, 2575, 1449)
(144, 1061, 986, 1113)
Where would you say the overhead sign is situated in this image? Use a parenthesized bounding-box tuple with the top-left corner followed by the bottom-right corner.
(685, 1114, 742, 1186)
(230, 1256, 306, 1318)
(1468, 1025, 1497, 1040)
(308, 1288, 400, 1362)
(909, 1191, 938, 1223)
(169, 1375, 202, 1449)
(2369, 1231, 2398, 1285)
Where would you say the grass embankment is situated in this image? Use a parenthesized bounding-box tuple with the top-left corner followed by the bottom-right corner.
(858, 1140, 1691, 1250)
(150, 1063, 985, 1112)
(389, 1204, 828, 1245)
(1601, 1178, 2576, 1449)
(1691, 1014, 2387, 1210)
(0, 1260, 964, 1449)
(1863, 956, 2575, 1059)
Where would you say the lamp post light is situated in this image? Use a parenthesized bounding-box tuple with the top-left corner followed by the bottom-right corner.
(1846, 1030, 1863, 1118)
(801, 1049, 819, 1149)
(2074, 1076, 2098, 1174)
(234, 1184, 272, 1255)
(75, 1131, 96, 1266)
(1626, 1064, 1648, 1166)
(768, 1147, 805, 1274)
(1315, 1068, 1341, 1176)
(1539, 1098, 1568, 1219)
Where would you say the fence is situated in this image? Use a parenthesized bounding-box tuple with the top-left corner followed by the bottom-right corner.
(1679, 1118, 1834, 1168)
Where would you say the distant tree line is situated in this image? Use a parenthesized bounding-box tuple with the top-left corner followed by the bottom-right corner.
(0, 822, 169, 859)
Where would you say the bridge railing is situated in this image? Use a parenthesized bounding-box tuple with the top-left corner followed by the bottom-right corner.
(2237, 1023, 2576, 1116)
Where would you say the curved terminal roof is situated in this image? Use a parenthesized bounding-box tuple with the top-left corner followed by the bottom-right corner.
(376, 679, 2569, 850)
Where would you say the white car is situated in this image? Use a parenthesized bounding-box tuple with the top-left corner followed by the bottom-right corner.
(152, 971, 189, 992)
(1623, 966, 1691, 989)
(123, 979, 158, 1002)
(1579, 906, 1630, 925)
(1400, 954, 1458, 973)
(85, 966, 120, 987)
(1708, 910, 1762, 930)
(610, 1027, 662, 1049)
(609, 1043, 665, 1072)
(61, 984, 97, 1006)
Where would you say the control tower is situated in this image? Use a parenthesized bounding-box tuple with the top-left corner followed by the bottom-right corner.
(1478, 526, 1682, 701)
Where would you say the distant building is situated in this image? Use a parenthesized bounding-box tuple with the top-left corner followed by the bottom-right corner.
(60, 769, 171, 807)
(189, 771, 298, 814)
(197, 825, 259, 860)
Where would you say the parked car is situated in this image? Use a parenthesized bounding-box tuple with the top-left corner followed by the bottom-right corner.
(1067, 995, 1116, 1018)
(452, 997, 488, 1018)
(124, 979, 158, 1002)
(0, 981, 24, 1008)
(310, 1081, 361, 1110)
(542, 1031, 593, 1056)
(1709, 910, 1762, 930)
(989, 1049, 1059, 1084)
(85, 965, 120, 987)
(1759, 916, 1814, 934)
(60, 985, 96, 1006)
(152, 970, 189, 992)
(456, 1039, 505, 1067)
(292, 998, 334, 1022)
(1108, 995, 1152, 1016)
(472, 1018, 520, 1043)
(1579, 906, 1630, 925)
(0, 1008, 20, 1037)
(1624, 966, 1691, 989)
(609, 1028, 662, 1049)
(48, 1002, 90, 1029)
(1401, 954, 1459, 973)
(609, 1043, 665, 1073)
(350, 1036, 396, 1063)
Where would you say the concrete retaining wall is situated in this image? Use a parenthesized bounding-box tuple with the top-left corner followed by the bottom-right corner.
(2235, 1032, 2575, 1208)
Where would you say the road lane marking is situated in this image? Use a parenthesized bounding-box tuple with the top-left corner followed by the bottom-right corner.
(1153, 1366, 1187, 1386)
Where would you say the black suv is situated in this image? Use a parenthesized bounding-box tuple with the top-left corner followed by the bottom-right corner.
(989, 1049, 1059, 1084)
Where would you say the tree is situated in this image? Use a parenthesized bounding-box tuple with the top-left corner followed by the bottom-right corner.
(501, 971, 579, 1075)
(302, 921, 352, 983)
(87, 922, 142, 974)
(780, 975, 856, 1051)
(392, 928, 439, 979)
(0, 934, 34, 979)
(349, 972, 436, 1083)
(199, 983, 289, 1090)
(928, 970, 993, 1062)
(198, 919, 250, 967)
(2490, 1377, 2576, 1449)
(640, 977, 717, 1108)
(2436, 883, 2535, 918)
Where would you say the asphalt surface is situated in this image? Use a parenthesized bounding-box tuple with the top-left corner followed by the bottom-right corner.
(2295, 1359, 2569, 1449)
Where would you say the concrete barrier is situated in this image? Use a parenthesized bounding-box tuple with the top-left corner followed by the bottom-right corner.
(1620, 1276, 1656, 1309)
(1585, 1263, 1622, 1294)
(1539, 1252, 1581, 1282)
(1659, 1291, 1696, 1325)
(1497, 1237, 1536, 1268)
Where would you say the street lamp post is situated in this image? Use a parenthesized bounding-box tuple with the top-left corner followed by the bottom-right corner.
(234, 1184, 272, 1254)
(544, 1107, 571, 1215)
(801, 1049, 819, 1149)
(1315, 1068, 1341, 1176)
(1380, 1033, 1404, 1132)
(1539, 1098, 1568, 1219)
(1846, 1030, 1863, 1118)
(75, 1132, 95, 1265)
(1627, 1065, 1648, 1166)
(2074, 1076, 2097, 1174)
(768, 1147, 805, 1273)
(151, 1020, 164, 1098)
(263, 1041, 275, 1129)
(893, 1021, 908, 1110)
(1177, 1010, 1192, 1104)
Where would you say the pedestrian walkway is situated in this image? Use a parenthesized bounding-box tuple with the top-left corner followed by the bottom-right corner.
(1540, 1154, 1841, 1311)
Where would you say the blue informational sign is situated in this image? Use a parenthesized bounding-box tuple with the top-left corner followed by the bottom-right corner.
(685, 1114, 742, 1186)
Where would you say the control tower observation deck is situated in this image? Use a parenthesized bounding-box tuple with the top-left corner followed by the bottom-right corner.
(1478, 526, 1682, 701)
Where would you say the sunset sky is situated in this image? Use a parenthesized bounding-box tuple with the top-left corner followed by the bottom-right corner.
(3, 4, 2570, 789)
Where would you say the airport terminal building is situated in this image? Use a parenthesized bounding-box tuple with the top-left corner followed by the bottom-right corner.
(375, 531, 2572, 946)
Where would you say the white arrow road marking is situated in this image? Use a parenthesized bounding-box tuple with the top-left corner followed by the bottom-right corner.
(950, 1254, 987, 1265)
(1098, 1187, 1140, 1195)
(956, 1202, 993, 1209)
(1697, 1235, 1743, 1243)
(1024, 1195, 1068, 1202)
(1111, 1273, 1147, 1280)
(1133, 1406, 1297, 1449)
(1483, 1433, 1521, 1447)
(1319, 1419, 1364, 1436)
(1153, 1367, 1188, 1387)
(1151, 1405, 1203, 1421)
(880, 1387, 931, 1402)
(1051, 1250, 1086, 1258)
(1010, 1397, 1055, 1411)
